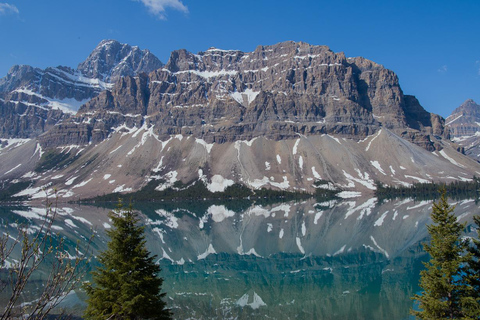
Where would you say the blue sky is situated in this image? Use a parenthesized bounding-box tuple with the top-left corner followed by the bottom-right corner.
(0, 0, 478, 117)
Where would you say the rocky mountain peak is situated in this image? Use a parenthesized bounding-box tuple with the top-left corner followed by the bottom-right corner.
(446, 99, 480, 126)
(0, 65, 40, 93)
(445, 99, 480, 161)
(0, 39, 163, 139)
(450, 99, 480, 117)
(461, 98, 478, 106)
(77, 39, 163, 82)
(461, 98, 477, 106)
(164, 49, 200, 72)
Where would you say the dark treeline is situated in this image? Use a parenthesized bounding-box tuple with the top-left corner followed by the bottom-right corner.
(34, 149, 84, 173)
(375, 176, 480, 201)
(0, 180, 31, 202)
(82, 179, 337, 204)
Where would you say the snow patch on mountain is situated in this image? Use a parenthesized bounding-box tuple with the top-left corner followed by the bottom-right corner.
(370, 161, 386, 175)
(206, 175, 234, 193)
(343, 170, 376, 190)
(439, 150, 465, 168)
(176, 69, 238, 79)
(155, 171, 178, 191)
(230, 88, 260, 105)
(292, 139, 300, 155)
(248, 176, 289, 190)
(195, 138, 214, 153)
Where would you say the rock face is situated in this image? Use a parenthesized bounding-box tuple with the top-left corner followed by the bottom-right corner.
(41, 41, 447, 150)
(0, 40, 162, 139)
(2, 41, 479, 199)
(77, 39, 162, 82)
(445, 99, 480, 161)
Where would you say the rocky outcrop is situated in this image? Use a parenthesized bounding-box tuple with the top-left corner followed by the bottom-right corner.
(445, 99, 480, 161)
(41, 41, 446, 150)
(0, 99, 67, 138)
(0, 40, 162, 139)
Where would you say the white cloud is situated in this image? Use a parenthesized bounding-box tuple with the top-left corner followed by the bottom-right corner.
(437, 65, 447, 73)
(0, 3, 19, 15)
(134, 0, 188, 19)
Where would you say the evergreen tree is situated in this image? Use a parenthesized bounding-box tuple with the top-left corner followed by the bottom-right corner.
(412, 191, 469, 319)
(84, 202, 171, 320)
(462, 215, 480, 319)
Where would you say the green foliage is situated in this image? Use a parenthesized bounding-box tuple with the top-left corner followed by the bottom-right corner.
(254, 187, 312, 200)
(34, 149, 82, 173)
(0, 180, 31, 202)
(412, 190, 474, 319)
(462, 215, 480, 318)
(376, 177, 480, 201)
(223, 183, 254, 198)
(84, 201, 171, 320)
(82, 179, 329, 203)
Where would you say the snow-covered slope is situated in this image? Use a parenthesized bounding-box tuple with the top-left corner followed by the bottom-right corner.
(2, 124, 479, 200)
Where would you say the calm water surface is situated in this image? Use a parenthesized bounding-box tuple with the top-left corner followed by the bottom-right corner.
(1, 197, 478, 319)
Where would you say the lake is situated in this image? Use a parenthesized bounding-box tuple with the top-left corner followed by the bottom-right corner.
(1, 196, 478, 319)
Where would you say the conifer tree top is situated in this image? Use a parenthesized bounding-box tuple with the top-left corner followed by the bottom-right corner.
(84, 202, 172, 319)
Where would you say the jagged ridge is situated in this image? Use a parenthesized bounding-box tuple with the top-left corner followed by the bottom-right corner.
(0, 40, 162, 139)
(41, 41, 446, 151)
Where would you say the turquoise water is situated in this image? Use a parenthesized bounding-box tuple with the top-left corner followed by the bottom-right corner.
(1, 197, 478, 319)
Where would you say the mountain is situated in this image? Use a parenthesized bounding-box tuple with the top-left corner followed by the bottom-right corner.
(0, 40, 162, 139)
(1, 41, 479, 200)
(77, 39, 163, 82)
(445, 99, 480, 161)
(40, 42, 448, 150)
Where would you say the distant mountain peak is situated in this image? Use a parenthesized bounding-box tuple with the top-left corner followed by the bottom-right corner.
(446, 99, 480, 161)
(77, 39, 163, 82)
(449, 99, 480, 119)
(98, 39, 121, 46)
(459, 99, 478, 109)
(0, 39, 163, 139)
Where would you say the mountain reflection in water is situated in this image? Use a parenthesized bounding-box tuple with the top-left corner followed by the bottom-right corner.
(1, 197, 478, 319)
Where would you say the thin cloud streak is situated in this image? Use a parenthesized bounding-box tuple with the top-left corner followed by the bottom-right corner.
(437, 65, 448, 73)
(134, 0, 188, 20)
(0, 3, 19, 15)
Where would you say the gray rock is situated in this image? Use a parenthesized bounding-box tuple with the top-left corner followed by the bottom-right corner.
(0, 40, 163, 139)
(43, 41, 445, 150)
(77, 39, 163, 82)
(445, 99, 480, 161)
